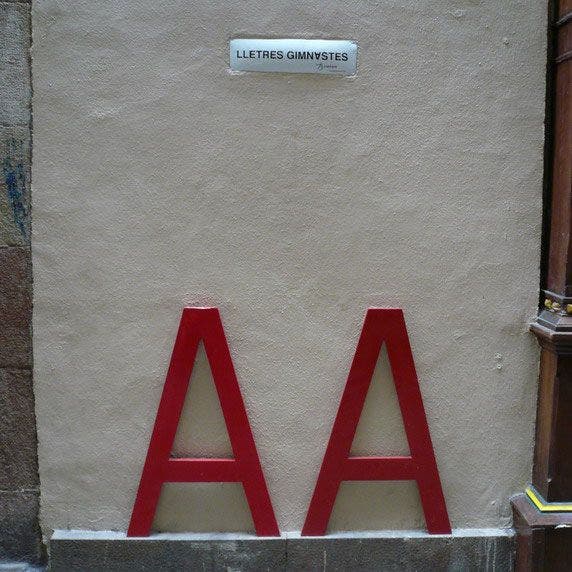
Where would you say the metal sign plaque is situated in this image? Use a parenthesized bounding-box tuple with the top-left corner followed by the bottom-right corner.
(229, 38, 357, 76)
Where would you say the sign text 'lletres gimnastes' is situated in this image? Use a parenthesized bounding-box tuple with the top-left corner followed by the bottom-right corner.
(230, 38, 357, 75)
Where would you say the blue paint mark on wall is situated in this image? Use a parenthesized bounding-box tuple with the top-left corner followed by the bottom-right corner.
(3, 141, 28, 240)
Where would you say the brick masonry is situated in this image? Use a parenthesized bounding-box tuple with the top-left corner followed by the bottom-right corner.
(0, 0, 43, 566)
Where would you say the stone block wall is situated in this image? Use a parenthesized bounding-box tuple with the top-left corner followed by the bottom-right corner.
(0, 0, 43, 565)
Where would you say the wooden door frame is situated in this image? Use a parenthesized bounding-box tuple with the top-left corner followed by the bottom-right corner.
(512, 1, 572, 568)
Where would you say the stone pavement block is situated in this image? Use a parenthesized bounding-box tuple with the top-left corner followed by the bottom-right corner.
(50, 536, 287, 572)
(286, 533, 514, 571)
(210, 539, 286, 571)
(0, 247, 31, 368)
(0, 3, 30, 126)
(0, 369, 38, 490)
(0, 491, 42, 565)
(49, 530, 514, 571)
(50, 539, 206, 572)
(0, 126, 30, 247)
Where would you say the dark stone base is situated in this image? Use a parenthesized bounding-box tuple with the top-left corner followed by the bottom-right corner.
(0, 491, 42, 565)
(49, 529, 514, 571)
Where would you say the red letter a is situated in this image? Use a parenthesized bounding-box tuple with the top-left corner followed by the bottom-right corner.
(128, 307, 279, 537)
(302, 308, 451, 536)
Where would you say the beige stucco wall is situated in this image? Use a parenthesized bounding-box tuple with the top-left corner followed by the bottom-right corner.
(32, 0, 545, 535)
